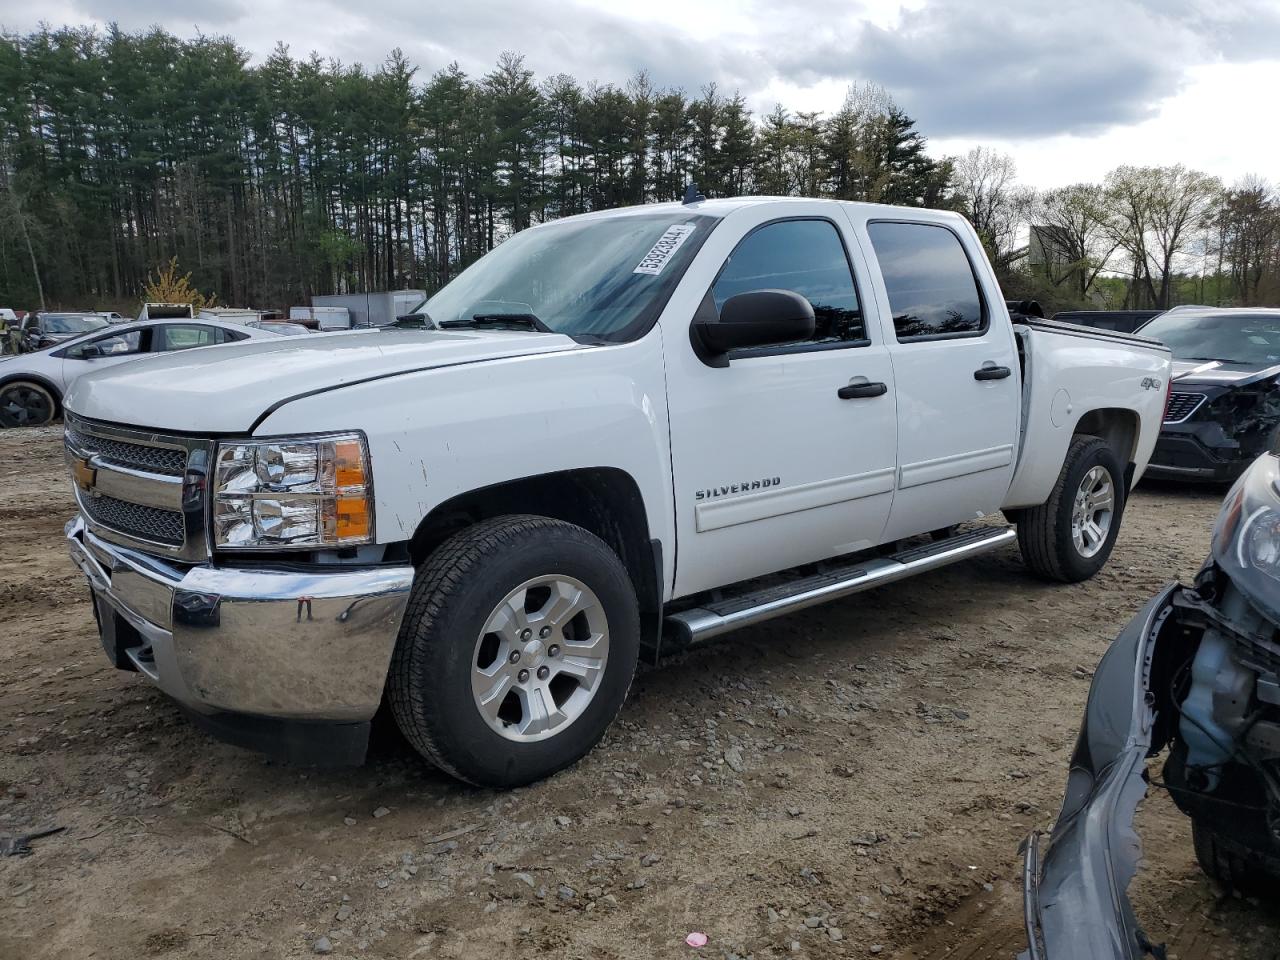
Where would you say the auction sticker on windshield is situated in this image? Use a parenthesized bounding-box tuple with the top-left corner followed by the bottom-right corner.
(633, 224, 697, 276)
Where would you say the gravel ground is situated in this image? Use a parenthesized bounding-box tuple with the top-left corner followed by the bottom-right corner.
(1, 426, 1277, 960)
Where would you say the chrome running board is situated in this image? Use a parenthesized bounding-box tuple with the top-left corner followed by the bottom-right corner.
(665, 526, 1016, 646)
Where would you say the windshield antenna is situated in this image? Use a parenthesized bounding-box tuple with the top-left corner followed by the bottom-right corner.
(682, 182, 706, 205)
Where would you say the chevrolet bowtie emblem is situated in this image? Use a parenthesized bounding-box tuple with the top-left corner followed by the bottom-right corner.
(73, 458, 97, 492)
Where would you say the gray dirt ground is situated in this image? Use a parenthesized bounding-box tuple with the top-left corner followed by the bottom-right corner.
(1, 425, 1277, 960)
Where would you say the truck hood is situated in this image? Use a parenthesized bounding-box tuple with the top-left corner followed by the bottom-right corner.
(65, 327, 584, 433)
(1172, 358, 1280, 387)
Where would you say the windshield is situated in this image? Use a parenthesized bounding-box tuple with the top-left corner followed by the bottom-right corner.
(1139, 311, 1280, 365)
(422, 212, 717, 342)
(43, 314, 109, 334)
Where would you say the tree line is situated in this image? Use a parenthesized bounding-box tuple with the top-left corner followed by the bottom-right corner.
(0, 24, 1276, 315)
(0, 27, 946, 311)
(953, 149, 1280, 311)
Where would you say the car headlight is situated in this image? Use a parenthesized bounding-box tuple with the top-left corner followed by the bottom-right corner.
(1211, 452, 1280, 623)
(213, 433, 373, 549)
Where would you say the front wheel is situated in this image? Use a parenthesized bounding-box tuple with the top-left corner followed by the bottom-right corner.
(0, 380, 57, 428)
(1017, 435, 1125, 582)
(387, 515, 640, 787)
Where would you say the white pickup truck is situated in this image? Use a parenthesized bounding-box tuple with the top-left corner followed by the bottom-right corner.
(63, 196, 1172, 786)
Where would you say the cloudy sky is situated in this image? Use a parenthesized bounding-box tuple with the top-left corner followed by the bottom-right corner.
(5, 0, 1280, 189)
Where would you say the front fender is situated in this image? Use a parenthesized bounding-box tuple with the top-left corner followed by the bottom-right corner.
(253, 332, 676, 591)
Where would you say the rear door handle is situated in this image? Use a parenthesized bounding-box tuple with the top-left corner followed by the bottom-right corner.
(974, 364, 1012, 381)
(837, 380, 888, 399)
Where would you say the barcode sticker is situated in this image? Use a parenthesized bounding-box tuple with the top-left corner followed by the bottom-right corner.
(633, 224, 697, 276)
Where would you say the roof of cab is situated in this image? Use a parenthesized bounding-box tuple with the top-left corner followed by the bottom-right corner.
(537, 195, 963, 227)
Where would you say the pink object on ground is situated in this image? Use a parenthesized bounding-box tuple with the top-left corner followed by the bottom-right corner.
(685, 932, 708, 948)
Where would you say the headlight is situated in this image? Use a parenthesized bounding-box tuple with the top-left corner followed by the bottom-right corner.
(213, 433, 373, 549)
(1211, 452, 1280, 623)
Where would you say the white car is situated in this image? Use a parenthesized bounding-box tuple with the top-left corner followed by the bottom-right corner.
(63, 195, 1172, 786)
(0, 316, 277, 427)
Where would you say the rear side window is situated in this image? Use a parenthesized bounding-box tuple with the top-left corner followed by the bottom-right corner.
(868, 222, 985, 340)
(713, 219, 865, 344)
(157, 324, 229, 351)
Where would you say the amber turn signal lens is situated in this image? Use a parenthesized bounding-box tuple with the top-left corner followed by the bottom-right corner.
(334, 440, 367, 490)
(334, 495, 371, 542)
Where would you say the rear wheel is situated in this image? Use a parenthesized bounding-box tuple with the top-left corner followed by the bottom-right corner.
(0, 380, 57, 428)
(1017, 436, 1125, 582)
(388, 515, 639, 787)
(1192, 818, 1279, 899)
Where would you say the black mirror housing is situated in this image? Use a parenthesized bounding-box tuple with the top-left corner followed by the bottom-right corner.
(694, 289, 815, 355)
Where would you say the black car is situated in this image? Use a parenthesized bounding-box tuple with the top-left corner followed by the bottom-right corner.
(20, 312, 110, 352)
(1051, 309, 1163, 334)
(1140, 307, 1280, 482)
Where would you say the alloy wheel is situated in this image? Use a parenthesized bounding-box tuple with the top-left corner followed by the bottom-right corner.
(470, 575, 610, 743)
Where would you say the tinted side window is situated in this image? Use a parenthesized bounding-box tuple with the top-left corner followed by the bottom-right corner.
(867, 222, 985, 340)
(158, 324, 220, 351)
(713, 219, 864, 344)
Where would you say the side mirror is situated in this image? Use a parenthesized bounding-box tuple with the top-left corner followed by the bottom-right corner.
(694, 289, 815, 354)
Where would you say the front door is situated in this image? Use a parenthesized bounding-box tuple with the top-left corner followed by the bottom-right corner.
(664, 206, 898, 597)
(855, 216, 1021, 541)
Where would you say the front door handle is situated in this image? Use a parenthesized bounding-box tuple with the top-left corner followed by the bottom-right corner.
(837, 380, 888, 399)
(974, 364, 1012, 381)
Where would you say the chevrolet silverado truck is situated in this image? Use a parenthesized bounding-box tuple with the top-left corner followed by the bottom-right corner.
(63, 196, 1171, 787)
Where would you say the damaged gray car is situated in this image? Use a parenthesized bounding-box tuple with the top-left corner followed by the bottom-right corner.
(1022, 442, 1280, 959)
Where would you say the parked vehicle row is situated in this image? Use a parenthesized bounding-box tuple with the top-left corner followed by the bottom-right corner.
(0, 317, 277, 427)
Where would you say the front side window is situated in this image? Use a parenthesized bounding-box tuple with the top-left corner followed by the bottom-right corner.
(712, 219, 864, 344)
(868, 222, 985, 340)
(422, 212, 717, 342)
(69, 329, 144, 359)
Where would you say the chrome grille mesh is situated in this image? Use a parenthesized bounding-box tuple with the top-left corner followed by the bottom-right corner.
(66, 428, 187, 476)
(1164, 392, 1206, 424)
(81, 494, 184, 546)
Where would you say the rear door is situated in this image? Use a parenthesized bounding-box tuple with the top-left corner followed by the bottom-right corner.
(851, 214, 1021, 541)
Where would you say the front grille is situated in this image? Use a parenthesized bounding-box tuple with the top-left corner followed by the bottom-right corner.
(1164, 391, 1207, 424)
(66, 428, 187, 476)
(64, 415, 210, 559)
(81, 493, 184, 546)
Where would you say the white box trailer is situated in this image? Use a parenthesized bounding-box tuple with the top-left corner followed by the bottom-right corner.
(289, 305, 351, 330)
(310, 291, 426, 328)
(137, 302, 195, 321)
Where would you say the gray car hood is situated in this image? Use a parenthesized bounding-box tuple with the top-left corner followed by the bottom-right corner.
(1172, 358, 1280, 387)
(64, 327, 583, 433)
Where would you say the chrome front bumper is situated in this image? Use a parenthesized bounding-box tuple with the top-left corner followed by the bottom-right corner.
(66, 514, 415, 726)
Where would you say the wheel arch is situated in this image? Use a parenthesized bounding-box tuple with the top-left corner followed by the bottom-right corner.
(1072, 406, 1140, 483)
(0, 372, 64, 417)
(407, 467, 662, 653)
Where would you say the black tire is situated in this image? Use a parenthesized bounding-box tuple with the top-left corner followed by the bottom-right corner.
(1192, 818, 1278, 899)
(0, 379, 58, 428)
(388, 514, 640, 788)
(1016, 435, 1125, 582)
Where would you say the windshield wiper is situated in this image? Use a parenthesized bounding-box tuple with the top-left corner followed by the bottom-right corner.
(439, 312, 551, 333)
